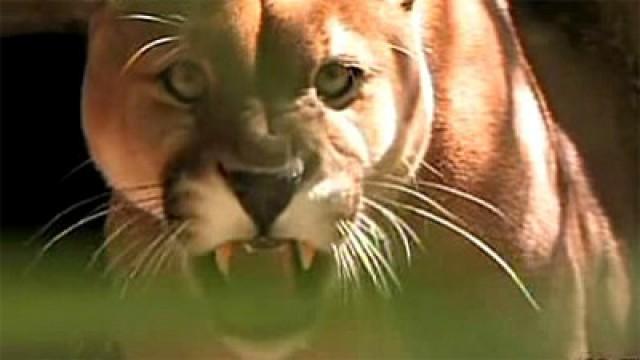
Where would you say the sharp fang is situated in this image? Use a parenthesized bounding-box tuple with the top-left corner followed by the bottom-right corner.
(215, 244, 233, 277)
(298, 243, 316, 270)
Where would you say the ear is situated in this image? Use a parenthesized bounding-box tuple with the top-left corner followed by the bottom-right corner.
(0, 0, 104, 36)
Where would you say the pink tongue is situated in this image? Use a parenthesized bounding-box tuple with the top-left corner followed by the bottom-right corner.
(227, 243, 297, 293)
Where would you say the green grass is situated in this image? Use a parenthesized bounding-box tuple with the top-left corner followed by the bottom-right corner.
(1, 231, 636, 358)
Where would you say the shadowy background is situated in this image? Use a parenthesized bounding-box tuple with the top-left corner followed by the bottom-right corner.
(1, 32, 103, 232)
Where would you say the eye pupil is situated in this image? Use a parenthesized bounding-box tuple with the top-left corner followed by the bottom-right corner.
(162, 61, 206, 103)
(314, 62, 362, 109)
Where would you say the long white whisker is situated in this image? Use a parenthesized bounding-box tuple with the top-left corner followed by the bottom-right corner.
(337, 241, 361, 291)
(420, 160, 444, 179)
(340, 222, 381, 291)
(383, 174, 506, 221)
(344, 222, 389, 294)
(153, 44, 187, 68)
(87, 216, 140, 269)
(118, 13, 184, 27)
(350, 219, 389, 295)
(121, 36, 182, 74)
(389, 43, 418, 61)
(128, 226, 173, 279)
(367, 180, 463, 224)
(144, 221, 190, 278)
(330, 243, 349, 296)
(417, 180, 507, 220)
(39, 209, 110, 256)
(356, 213, 393, 261)
(103, 224, 162, 278)
(362, 198, 416, 263)
(28, 193, 110, 245)
(380, 198, 540, 311)
(353, 221, 401, 293)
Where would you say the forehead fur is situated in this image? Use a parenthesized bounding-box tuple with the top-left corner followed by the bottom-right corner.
(107, 0, 411, 49)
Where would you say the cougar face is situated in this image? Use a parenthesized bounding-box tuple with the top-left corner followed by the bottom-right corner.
(83, 0, 432, 338)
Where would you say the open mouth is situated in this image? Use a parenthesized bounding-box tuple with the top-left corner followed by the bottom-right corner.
(191, 238, 332, 340)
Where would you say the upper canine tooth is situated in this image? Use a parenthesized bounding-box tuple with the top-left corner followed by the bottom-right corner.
(297, 243, 316, 270)
(215, 244, 233, 277)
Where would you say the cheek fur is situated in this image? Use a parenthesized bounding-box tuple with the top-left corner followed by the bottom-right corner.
(348, 78, 399, 165)
(168, 171, 255, 254)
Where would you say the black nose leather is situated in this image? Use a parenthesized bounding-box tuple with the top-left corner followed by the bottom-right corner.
(223, 165, 302, 234)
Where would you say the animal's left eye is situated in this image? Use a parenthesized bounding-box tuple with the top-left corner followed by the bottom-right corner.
(314, 62, 363, 109)
(161, 60, 207, 103)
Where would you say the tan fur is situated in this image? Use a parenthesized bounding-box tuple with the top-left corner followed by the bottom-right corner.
(82, 0, 631, 358)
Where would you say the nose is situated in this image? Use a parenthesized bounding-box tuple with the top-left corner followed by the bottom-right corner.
(221, 161, 303, 235)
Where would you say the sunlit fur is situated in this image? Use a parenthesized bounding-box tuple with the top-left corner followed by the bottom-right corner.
(50, 0, 633, 357)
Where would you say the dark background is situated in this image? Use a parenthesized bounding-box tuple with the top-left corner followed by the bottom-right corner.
(1, 32, 103, 231)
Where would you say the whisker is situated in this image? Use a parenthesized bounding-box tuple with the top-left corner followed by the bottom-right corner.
(103, 238, 142, 278)
(330, 243, 346, 288)
(339, 222, 373, 290)
(341, 244, 361, 289)
(147, 240, 177, 279)
(380, 198, 540, 311)
(143, 221, 190, 279)
(356, 213, 391, 259)
(58, 159, 94, 183)
(127, 226, 173, 280)
(420, 160, 444, 179)
(349, 227, 389, 295)
(389, 43, 419, 61)
(382, 173, 506, 222)
(165, 14, 187, 23)
(362, 197, 418, 263)
(416, 180, 507, 221)
(333, 237, 361, 292)
(118, 277, 132, 299)
(27, 192, 111, 245)
(102, 221, 164, 279)
(39, 209, 111, 256)
(153, 44, 186, 68)
(353, 221, 401, 293)
(121, 36, 182, 75)
(367, 180, 462, 223)
(25, 208, 111, 274)
(365, 197, 422, 250)
(341, 221, 388, 294)
(118, 13, 185, 27)
(86, 215, 141, 270)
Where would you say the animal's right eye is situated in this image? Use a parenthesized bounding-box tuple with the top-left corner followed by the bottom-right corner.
(161, 60, 207, 103)
(314, 62, 363, 109)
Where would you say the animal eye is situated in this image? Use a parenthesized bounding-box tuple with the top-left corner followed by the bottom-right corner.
(314, 62, 363, 109)
(161, 60, 207, 103)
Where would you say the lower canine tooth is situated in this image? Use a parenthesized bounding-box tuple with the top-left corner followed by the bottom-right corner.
(298, 243, 316, 270)
(215, 244, 233, 277)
